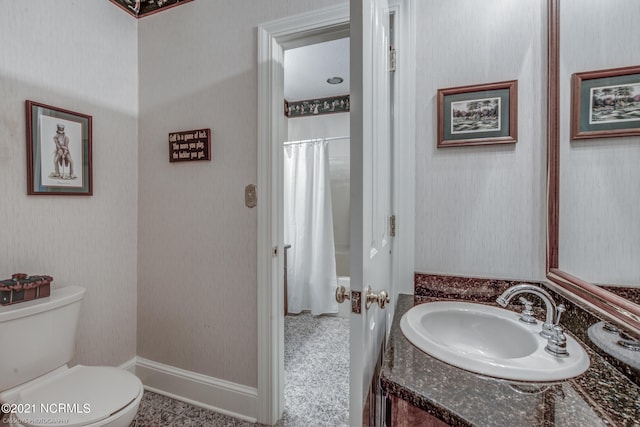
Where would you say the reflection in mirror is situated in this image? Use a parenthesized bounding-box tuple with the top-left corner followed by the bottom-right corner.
(547, 0, 640, 335)
(559, 0, 640, 288)
(587, 321, 640, 371)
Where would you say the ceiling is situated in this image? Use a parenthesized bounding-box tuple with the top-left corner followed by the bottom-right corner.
(284, 37, 350, 102)
(109, 0, 349, 101)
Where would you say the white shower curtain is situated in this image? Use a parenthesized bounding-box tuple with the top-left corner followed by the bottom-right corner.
(284, 139, 339, 315)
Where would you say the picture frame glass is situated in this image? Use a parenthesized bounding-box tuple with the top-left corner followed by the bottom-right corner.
(38, 115, 84, 188)
(443, 88, 510, 142)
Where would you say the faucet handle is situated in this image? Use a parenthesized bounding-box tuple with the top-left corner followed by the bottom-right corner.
(603, 322, 621, 334)
(617, 331, 640, 351)
(554, 304, 566, 326)
(545, 325, 570, 357)
(518, 297, 538, 325)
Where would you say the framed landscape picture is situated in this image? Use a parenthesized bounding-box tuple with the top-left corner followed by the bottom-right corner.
(571, 65, 640, 140)
(437, 80, 518, 148)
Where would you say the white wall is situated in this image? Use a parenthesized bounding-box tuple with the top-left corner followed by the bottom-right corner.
(558, 0, 640, 286)
(0, 0, 138, 366)
(137, 0, 346, 388)
(287, 113, 350, 276)
(414, 0, 547, 281)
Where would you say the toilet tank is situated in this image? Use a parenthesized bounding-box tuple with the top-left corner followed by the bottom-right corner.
(0, 285, 85, 391)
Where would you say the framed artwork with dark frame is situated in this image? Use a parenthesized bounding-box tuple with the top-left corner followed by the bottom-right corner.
(26, 101, 93, 195)
(437, 80, 518, 148)
(571, 65, 640, 140)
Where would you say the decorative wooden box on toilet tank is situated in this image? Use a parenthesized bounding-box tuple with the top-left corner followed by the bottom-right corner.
(0, 273, 52, 305)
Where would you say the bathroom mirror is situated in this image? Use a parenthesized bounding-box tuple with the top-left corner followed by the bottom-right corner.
(547, 0, 640, 334)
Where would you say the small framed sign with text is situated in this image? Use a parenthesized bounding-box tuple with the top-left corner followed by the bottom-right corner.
(169, 129, 211, 162)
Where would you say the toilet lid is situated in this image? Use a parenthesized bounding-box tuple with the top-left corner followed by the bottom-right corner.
(15, 365, 142, 427)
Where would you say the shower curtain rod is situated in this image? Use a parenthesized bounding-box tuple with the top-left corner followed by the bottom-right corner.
(283, 135, 350, 146)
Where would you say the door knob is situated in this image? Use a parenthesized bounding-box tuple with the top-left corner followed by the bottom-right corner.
(335, 285, 350, 304)
(365, 287, 390, 310)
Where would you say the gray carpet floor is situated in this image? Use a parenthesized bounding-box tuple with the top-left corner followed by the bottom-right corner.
(278, 312, 350, 426)
(131, 312, 350, 427)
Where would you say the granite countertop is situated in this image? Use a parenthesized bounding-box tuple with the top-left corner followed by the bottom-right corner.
(380, 294, 640, 427)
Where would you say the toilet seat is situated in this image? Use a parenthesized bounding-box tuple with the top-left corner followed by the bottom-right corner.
(13, 365, 142, 427)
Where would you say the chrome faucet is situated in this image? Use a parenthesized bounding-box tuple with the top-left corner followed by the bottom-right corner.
(497, 284, 569, 357)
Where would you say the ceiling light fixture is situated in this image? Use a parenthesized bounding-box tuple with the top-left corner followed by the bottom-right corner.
(326, 76, 344, 85)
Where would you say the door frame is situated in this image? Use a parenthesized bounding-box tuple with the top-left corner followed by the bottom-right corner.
(256, 2, 415, 424)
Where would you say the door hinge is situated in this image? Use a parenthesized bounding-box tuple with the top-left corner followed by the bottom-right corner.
(389, 214, 396, 237)
(389, 46, 396, 72)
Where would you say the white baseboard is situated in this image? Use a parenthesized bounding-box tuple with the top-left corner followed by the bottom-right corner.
(118, 357, 137, 374)
(133, 357, 257, 423)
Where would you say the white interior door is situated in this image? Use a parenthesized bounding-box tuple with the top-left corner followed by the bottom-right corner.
(258, 2, 415, 423)
(349, 0, 394, 425)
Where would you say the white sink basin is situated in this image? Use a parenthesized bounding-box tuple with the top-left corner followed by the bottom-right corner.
(400, 301, 590, 382)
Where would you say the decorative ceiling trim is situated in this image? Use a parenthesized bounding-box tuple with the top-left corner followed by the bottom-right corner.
(284, 95, 350, 118)
(109, 0, 193, 19)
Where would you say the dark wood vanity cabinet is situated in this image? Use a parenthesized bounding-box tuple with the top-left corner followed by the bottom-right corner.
(387, 396, 449, 427)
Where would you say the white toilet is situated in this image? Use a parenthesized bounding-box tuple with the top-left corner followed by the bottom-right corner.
(0, 286, 143, 427)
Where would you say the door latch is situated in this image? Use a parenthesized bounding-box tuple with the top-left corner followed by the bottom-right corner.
(245, 184, 257, 208)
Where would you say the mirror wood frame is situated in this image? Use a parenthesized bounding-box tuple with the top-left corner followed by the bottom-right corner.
(546, 0, 640, 335)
